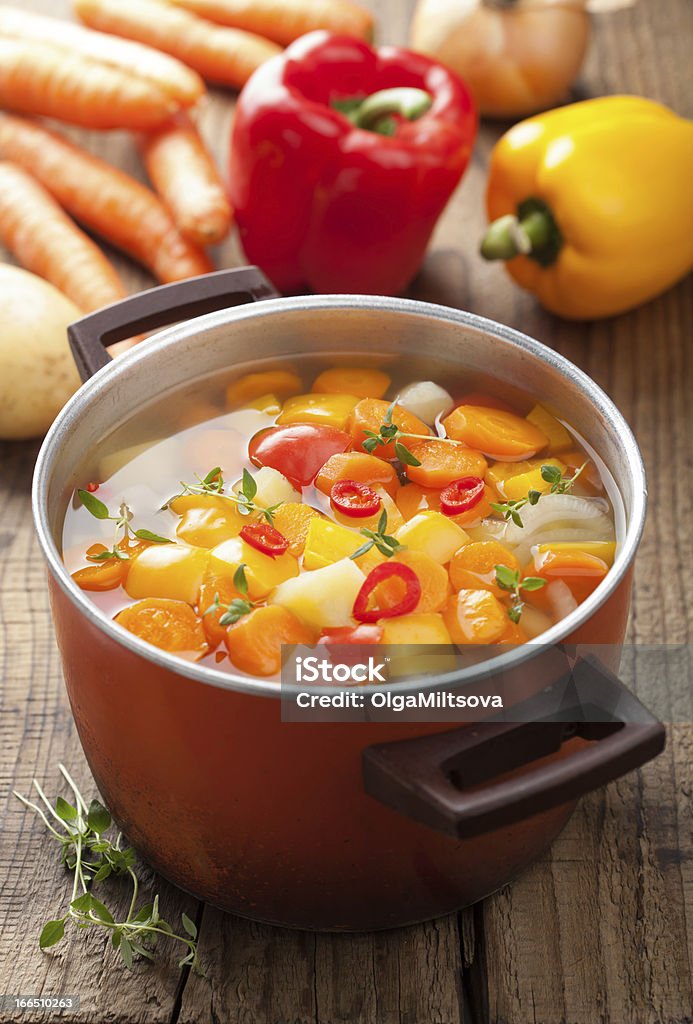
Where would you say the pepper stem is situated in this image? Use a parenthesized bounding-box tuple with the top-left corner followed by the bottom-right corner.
(480, 199, 562, 267)
(334, 88, 433, 136)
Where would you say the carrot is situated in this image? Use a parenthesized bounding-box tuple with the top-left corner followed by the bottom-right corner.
(312, 367, 391, 399)
(74, 0, 282, 90)
(395, 481, 496, 527)
(314, 452, 399, 497)
(0, 116, 212, 284)
(348, 398, 430, 461)
(379, 550, 449, 614)
(138, 114, 233, 246)
(270, 503, 322, 557)
(0, 4, 203, 107)
(198, 573, 242, 648)
(449, 541, 520, 597)
(0, 162, 125, 314)
(0, 37, 177, 131)
(443, 405, 549, 461)
(116, 598, 209, 655)
(225, 369, 302, 407)
(404, 438, 488, 489)
(225, 605, 314, 677)
(162, 0, 375, 46)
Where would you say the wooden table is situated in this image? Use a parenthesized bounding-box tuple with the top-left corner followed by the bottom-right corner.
(1, 1, 691, 1021)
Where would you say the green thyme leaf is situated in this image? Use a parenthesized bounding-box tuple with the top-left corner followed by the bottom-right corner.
(494, 565, 519, 591)
(78, 489, 110, 519)
(241, 468, 257, 501)
(520, 576, 547, 592)
(540, 464, 562, 484)
(202, 466, 223, 486)
(181, 913, 197, 939)
(233, 564, 248, 596)
(87, 799, 111, 834)
(55, 797, 77, 822)
(134, 529, 172, 544)
(394, 440, 421, 467)
(39, 919, 65, 949)
(219, 599, 254, 626)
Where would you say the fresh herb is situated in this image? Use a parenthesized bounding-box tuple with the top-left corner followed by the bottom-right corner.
(203, 565, 255, 626)
(233, 469, 283, 525)
(78, 491, 171, 559)
(350, 509, 404, 560)
(161, 467, 225, 509)
(361, 402, 422, 467)
(490, 461, 588, 528)
(494, 565, 546, 623)
(14, 766, 201, 973)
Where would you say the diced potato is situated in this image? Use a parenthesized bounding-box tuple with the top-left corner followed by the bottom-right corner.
(395, 381, 453, 427)
(270, 558, 366, 630)
(210, 538, 299, 598)
(381, 613, 456, 676)
(486, 457, 565, 492)
(277, 393, 359, 429)
(126, 544, 210, 605)
(271, 503, 322, 557)
(500, 460, 567, 502)
(526, 404, 573, 453)
(169, 494, 246, 548)
(532, 541, 616, 568)
(238, 466, 301, 508)
(394, 511, 469, 564)
(244, 392, 282, 415)
(303, 517, 384, 574)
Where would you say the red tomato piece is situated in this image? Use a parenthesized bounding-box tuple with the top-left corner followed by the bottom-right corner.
(239, 522, 289, 558)
(439, 476, 485, 516)
(353, 563, 421, 623)
(248, 424, 352, 487)
(330, 479, 381, 518)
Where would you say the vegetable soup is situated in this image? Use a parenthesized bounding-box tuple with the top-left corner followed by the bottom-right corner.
(62, 354, 622, 678)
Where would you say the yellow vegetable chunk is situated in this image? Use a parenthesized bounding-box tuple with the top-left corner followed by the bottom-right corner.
(170, 494, 246, 548)
(277, 393, 360, 429)
(526, 404, 573, 453)
(270, 558, 366, 630)
(312, 366, 391, 398)
(382, 612, 453, 646)
(303, 517, 383, 574)
(499, 461, 567, 502)
(486, 457, 565, 492)
(240, 466, 300, 508)
(271, 502, 322, 557)
(443, 589, 508, 645)
(226, 369, 301, 408)
(126, 544, 210, 605)
(532, 541, 617, 568)
(244, 392, 282, 415)
(394, 511, 469, 565)
(210, 538, 299, 598)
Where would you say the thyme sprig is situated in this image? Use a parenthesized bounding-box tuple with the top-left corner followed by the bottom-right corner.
(361, 402, 422, 467)
(490, 461, 588, 528)
(14, 766, 201, 973)
(203, 565, 255, 625)
(164, 468, 282, 525)
(494, 565, 546, 623)
(78, 490, 171, 559)
(233, 469, 283, 525)
(350, 509, 404, 560)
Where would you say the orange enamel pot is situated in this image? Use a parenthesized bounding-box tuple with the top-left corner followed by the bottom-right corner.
(33, 268, 664, 930)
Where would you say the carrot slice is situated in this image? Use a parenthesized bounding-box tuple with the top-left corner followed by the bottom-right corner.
(162, 0, 374, 46)
(116, 598, 208, 655)
(74, 0, 282, 90)
(0, 162, 125, 312)
(0, 4, 203, 105)
(404, 438, 487, 489)
(533, 549, 609, 605)
(443, 589, 508, 645)
(138, 114, 233, 246)
(0, 37, 177, 130)
(0, 117, 212, 284)
(226, 369, 302, 408)
(348, 398, 430, 461)
(315, 452, 399, 497)
(225, 605, 314, 677)
(395, 482, 496, 527)
(198, 573, 241, 648)
(449, 541, 520, 597)
(443, 405, 548, 461)
(312, 367, 391, 399)
(270, 503, 322, 557)
(72, 560, 127, 591)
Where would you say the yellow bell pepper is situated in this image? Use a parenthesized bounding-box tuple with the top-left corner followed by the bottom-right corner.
(481, 96, 693, 319)
(277, 393, 360, 429)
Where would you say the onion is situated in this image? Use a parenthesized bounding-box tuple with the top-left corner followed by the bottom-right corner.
(396, 380, 454, 427)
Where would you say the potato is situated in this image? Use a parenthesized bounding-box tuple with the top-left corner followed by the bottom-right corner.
(0, 265, 82, 439)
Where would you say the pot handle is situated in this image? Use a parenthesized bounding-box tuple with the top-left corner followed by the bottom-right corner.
(67, 267, 279, 382)
(362, 656, 665, 838)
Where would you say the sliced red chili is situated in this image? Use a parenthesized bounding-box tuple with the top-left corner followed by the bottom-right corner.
(353, 563, 421, 623)
(240, 522, 289, 558)
(86, 481, 100, 492)
(439, 476, 485, 516)
(330, 479, 381, 518)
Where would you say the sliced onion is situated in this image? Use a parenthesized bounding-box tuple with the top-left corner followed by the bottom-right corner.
(396, 380, 453, 427)
(502, 494, 613, 545)
(546, 580, 578, 620)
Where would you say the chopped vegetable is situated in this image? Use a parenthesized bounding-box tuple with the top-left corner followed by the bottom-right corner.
(353, 563, 421, 623)
(277, 393, 359, 430)
(443, 405, 548, 461)
(385, 551, 450, 614)
(303, 517, 382, 572)
(443, 589, 508, 644)
(439, 476, 486, 517)
(125, 545, 209, 605)
(74, 0, 282, 90)
(225, 605, 314, 677)
(239, 522, 289, 558)
(395, 380, 453, 427)
(226, 369, 302, 408)
(210, 537, 298, 597)
(269, 503, 321, 558)
(405, 439, 487, 489)
(249, 423, 351, 487)
(449, 541, 521, 598)
(349, 398, 430, 462)
(315, 452, 398, 498)
(330, 480, 381, 519)
(525, 405, 573, 454)
(115, 598, 208, 655)
(319, 624, 384, 647)
(313, 367, 390, 399)
(394, 511, 469, 565)
(239, 467, 300, 509)
(270, 558, 366, 631)
(170, 494, 246, 547)
(381, 612, 452, 647)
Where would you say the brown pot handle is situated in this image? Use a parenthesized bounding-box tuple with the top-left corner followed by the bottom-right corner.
(68, 267, 279, 382)
(362, 656, 665, 838)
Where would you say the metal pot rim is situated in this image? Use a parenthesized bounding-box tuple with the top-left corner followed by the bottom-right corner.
(33, 294, 647, 698)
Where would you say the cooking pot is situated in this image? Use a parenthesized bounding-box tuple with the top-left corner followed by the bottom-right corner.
(33, 267, 664, 931)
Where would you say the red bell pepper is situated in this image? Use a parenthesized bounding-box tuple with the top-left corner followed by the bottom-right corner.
(229, 31, 476, 295)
